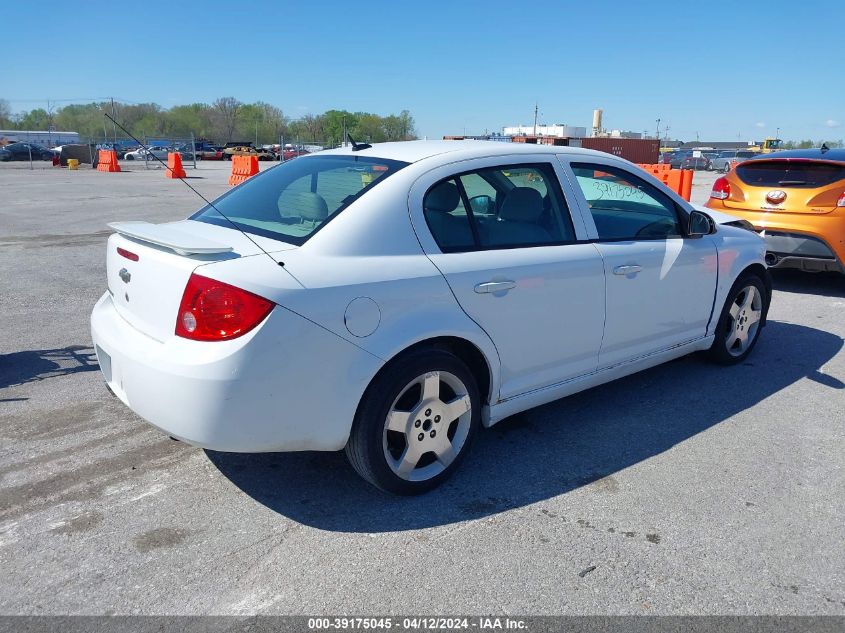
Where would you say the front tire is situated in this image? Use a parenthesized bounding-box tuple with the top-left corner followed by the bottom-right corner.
(345, 349, 481, 495)
(707, 273, 767, 365)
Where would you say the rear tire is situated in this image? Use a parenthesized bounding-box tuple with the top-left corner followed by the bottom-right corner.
(707, 273, 767, 365)
(345, 349, 481, 495)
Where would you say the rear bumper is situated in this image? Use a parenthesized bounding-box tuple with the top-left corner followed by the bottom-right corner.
(766, 255, 844, 273)
(759, 231, 844, 273)
(90, 292, 382, 452)
(704, 202, 845, 273)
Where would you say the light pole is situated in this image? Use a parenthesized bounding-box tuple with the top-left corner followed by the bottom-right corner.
(655, 118, 661, 140)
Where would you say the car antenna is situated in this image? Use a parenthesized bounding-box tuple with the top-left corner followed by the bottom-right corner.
(346, 132, 371, 152)
(103, 112, 286, 268)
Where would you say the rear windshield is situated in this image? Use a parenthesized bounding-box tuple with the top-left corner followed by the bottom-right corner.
(191, 155, 408, 245)
(735, 160, 845, 188)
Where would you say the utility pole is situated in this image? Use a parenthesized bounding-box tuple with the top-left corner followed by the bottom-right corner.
(342, 115, 347, 147)
(533, 103, 538, 136)
(110, 98, 117, 145)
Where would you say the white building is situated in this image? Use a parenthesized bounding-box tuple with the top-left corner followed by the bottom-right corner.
(0, 130, 80, 147)
(502, 124, 587, 138)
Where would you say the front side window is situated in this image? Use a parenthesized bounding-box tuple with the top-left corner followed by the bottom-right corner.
(424, 163, 575, 252)
(192, 155, 408, 245)
(571, 163, 682, 240)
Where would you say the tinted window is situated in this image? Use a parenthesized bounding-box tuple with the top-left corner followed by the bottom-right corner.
(424, 163, 576, 252)
(571, 163, 682, 240)
(192, 155, 408, 245)
(423, 179, 475, 251)
(735, 160, 845, 188)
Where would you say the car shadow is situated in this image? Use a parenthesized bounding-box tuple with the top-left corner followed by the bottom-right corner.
(0, 345, 99, 389)
(771, 269, 845, 298)
(206, 320, 843, 532)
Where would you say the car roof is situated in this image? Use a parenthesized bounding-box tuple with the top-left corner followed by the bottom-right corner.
(746, 148, 845, 162)
(318, 139, 624, 164)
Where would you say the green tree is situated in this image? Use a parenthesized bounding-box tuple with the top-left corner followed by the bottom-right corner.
(354, 113, 386, 143)
(321, 110, 357, 146)
(17, 108, 51, 130)
(166, 103, 212, 138)
(211, 97, 242, 143)
(0, 99, 12, 128)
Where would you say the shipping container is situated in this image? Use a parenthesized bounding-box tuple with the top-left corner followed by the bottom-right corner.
(578, 138, 659, 164)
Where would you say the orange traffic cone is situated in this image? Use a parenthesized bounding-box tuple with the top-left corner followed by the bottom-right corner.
(166, 152, 186, 179)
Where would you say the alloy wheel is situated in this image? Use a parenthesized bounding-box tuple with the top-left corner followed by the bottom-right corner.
(382, 370, 472, 482)
(725, 285, 763, 357)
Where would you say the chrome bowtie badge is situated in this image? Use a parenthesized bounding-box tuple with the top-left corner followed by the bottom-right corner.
(765, 190, 787, 204)
(118, 268, 131, 283)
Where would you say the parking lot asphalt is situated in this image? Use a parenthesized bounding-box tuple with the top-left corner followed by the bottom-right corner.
(1, 161, 843, 615)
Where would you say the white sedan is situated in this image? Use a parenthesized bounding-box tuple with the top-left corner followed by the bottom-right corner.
(123, 146, 170, 161)
(91, 141, 771, 494)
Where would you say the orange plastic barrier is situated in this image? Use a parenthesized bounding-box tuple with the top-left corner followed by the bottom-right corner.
(96, 150, 121, 173)
(228, 155, 260, 185)
(636, 164, 693, 201)
(166, 152, 187, 179)
(680, 169, 693, 201)
(636, 163, 672, 174)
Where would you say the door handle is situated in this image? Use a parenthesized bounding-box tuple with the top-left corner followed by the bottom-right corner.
(474, 280, 517, 294)
(613, 265, 643, 276)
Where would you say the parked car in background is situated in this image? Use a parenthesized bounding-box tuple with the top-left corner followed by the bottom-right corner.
(91, 141, 770, 494)
(222, 142, 254, 160)
(123, 147, 170, 161)
(0, 142, 56, 161)
(179, 142, 223, 160)
(705, 148, 845, 273)
(711, 150, 757, 173)
(223, 143, 276, 161)
(680, 155, 711, 171)
(282, 147, 309, 160)
(668, 151, 693, 168)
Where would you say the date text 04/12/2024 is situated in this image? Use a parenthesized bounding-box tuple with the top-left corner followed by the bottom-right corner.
(307, 617, 527, 630)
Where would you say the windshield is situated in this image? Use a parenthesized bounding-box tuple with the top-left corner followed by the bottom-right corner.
(192, 154, 409, 245)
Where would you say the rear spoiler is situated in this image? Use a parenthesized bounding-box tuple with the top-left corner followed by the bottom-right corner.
(107, 221, 234, 256)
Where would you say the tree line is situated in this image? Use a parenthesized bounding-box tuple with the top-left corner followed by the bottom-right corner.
(0, 97, 417, 146)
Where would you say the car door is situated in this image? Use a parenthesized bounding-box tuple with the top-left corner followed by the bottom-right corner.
(559, 157, 718, 369)
(409, 156, 606, 401)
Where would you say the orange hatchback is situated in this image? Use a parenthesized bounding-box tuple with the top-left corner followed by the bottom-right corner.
(705, 149, 845, 273)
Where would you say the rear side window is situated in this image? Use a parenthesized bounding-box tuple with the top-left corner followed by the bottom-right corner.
(423, 163, 575, 252)
(735, 161, 845, 188)
(192, 155, 408, 245)
(423, 179, 476, 251)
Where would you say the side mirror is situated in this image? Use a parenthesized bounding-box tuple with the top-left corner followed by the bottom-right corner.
(469, 195, 494, 215)
(688, 209, 716, 237)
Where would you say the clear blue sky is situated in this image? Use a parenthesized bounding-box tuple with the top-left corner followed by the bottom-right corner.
(3, 0, 844, 142)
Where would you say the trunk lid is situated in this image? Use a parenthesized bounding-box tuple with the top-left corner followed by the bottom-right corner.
(106, 220, 296, 342)
(729, 160, 845, 214)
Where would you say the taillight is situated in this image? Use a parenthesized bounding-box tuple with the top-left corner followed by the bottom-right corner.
(117, 246, 139, 261)
(838, 191, 845, 207)
(710, 177, 731, 200)
(175, 273, 274, 341)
